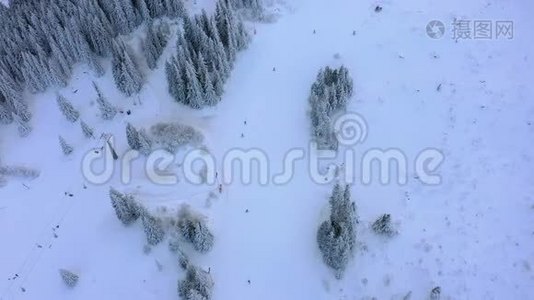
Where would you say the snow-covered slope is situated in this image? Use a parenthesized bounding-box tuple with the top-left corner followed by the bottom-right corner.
(1, 0, 533, 299)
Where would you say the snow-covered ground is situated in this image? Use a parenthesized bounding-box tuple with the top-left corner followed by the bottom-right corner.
(1, 0, 533, 299)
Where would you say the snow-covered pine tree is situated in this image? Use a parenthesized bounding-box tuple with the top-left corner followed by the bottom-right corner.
(134, 0, 151, 22)
(21, 51, 49, 94)
(0, 66, 25, 120)
(109, 187, 141, 225)
(59, 136, 74, 156)
(59, 269, 79, 288)
(196, 53, 218, 106)
(317, 183, 356, 279)
(93, 82, 117, 120)
(309, 66, 354, 149)
(10, 97, 31, 123)
(99, 0, 140, 35)
(141, 209, 165, 245)
(178, 265, 214, 300)
(56, 94, 80, 123)
(126, 122, 141, 150)
(80, 121, 95, 138)
(166, 45, 188, 105)
(138, 128, 153, 155)
(66, 18, 105, 77)
(0, 102, 13, 125)
(372, 214, 397, 237)
(235, 20, 251, 51)
(177, 209, 214, 253)
(215, 0, 238, 63)
(112, 40, 144, 97)
(184, 58, 204, 109)
(48, 39, 71, 88)
(143, 21, 170, 70)
(164, 0, 186, 18)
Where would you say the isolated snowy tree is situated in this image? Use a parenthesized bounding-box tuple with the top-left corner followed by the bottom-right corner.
(59, 269, 79, 288)
(59, 136, 73, 156)
(178, 265, 214, 300)
(372, 214, 397, 237)
(126, 123, 141, 150)
(141, 209, 165, 245)
(177, 207, 214, 253)
(143, 21, 170, 70)
(80, 121, 95, 138)
(309, 66, 354, 149)
(317, 184, 356, 279)
(109, 187, 141, 225)
(112, 40, 144, 97)
(93, 82, 117, 120)
(57, 94, 80, 123)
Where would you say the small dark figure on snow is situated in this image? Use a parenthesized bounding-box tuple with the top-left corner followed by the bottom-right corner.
(375, 5, 382, 12)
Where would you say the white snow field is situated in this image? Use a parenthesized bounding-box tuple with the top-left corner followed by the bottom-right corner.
(1, 0, 534, 299)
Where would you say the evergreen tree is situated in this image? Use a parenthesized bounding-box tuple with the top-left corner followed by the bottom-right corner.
(11, 97, 31, 123)
(177, 207, 214, 253)
(112, 40, 144, 97)
(138, 128, 153, 155)
(165, 0, 186, 18)
(0, 66, 25, 121)
(57, 94, 80, 123)
(178, 265, 214, 300)
(109, 187, 141, 225)
(371, 214, 397, 237)
(143, 21, 170, 70)
(0, 102, 13, 125)
(80, 120, 95, 138)
(196, 53, 218, 106)
(59, 269, 79, 288)
(317, 184, 356, 279)
(184, 59, 203, 109)
(59, 136, 73, 156)
(21, 51, 49, 93)
(126, 123, 141, 150)
(141, 209, 165, 245)
(93, 82, 117, 120)
(309, 66, 354, 149)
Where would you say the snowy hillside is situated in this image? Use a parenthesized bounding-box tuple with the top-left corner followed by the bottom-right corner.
(1, 0, 533, 299)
